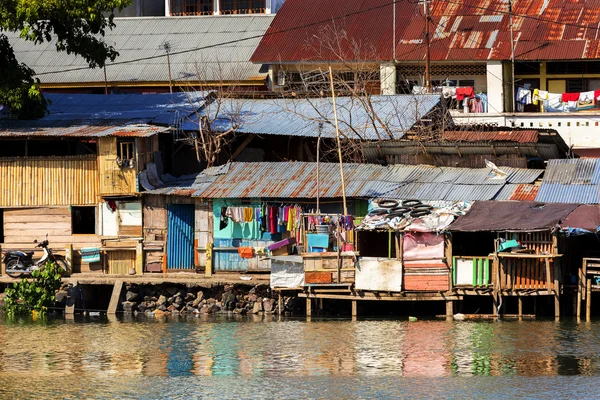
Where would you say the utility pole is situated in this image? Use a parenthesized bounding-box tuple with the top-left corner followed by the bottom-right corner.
(163, 41, 174, 93)
(103, 65, 109, 95)
(509, 0, 516, 113)
(328, 67, 348, 216)
(424, 0, 431, 93)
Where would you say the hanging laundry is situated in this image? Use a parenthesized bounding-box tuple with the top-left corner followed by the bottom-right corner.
(516, 87, 532, 112)
(545, 92, 564, 112)
(287, 207, 295, 232)
(238, 247, 254, 259)
(243, 207, 253, 222)
(562, 92, 580, 102)
(535, 90, 549, 112)
(455, 87, 474, 101)
(470, 97, 484, 113)
(477, 93, 488, 113)
(462, 97, 470, 113)
(578, 91, 596, 110)
(269, 206, 279, 234)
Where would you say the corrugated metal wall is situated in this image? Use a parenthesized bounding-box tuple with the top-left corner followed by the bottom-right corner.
(0, 156, 98, 206)
(166, 204, 195, 269)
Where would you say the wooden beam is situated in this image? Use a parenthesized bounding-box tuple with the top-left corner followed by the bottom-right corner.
(299, 292, 460, 301)
(229, 134, 255, 162)
(107, 280, 124, 314)
(587, 278, 592, 322)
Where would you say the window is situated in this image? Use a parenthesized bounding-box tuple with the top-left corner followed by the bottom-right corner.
(458, 79, 475, 87)
(515, 62, 540, 75)
(170, 0, 213, 15)
(117, 140, 134, 160)
(72, 206, 96, 235)
(220, 0, 266, 14)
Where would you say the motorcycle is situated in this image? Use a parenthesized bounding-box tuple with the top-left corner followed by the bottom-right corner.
(2, 238, 69, 278)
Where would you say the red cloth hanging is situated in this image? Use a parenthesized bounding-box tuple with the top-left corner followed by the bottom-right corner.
(562, 92, 580, 102)
(269, 206, 278, 234)
(455, 87, 474, 101)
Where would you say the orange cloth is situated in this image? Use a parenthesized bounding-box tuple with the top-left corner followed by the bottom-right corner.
(238, 247, 253, 259)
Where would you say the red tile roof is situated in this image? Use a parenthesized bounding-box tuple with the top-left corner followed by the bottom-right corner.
(252, 0, 600, 63)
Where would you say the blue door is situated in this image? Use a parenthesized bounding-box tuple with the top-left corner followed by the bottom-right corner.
(167, 204, 195, 269)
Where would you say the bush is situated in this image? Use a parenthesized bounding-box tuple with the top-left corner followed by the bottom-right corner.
(2, 261, 63, 316)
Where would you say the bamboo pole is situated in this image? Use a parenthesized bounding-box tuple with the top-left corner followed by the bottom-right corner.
(328, 66, 347, 216)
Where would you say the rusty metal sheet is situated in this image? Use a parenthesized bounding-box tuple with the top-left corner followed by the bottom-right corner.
(252, 0, 600, 63)
(442, 130, 539, 143)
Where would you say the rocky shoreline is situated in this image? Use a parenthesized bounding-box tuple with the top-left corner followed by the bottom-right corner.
(118, 284, 301, 317)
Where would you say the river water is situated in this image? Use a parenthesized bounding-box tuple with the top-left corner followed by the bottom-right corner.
(1, 315, 599, 398)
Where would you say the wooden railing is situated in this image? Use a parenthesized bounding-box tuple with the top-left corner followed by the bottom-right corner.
(496, 253, 558, 290)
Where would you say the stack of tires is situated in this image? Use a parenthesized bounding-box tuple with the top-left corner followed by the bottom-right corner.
(368, 199, 433, 219)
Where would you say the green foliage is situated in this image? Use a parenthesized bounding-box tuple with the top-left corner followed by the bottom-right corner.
(0, 0, 131, 118)
(0, 34, 47, 119)
(2, 261, 64, 316)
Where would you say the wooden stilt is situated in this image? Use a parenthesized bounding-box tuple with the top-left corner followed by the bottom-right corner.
(554, 260, 560, 319)
(446, 300, 453, 318)
(318, 298, 324, 311)
(351, 300, 357, 318)
(306, 298, 312, 318)
(587, 278, 592, 322)
(518, 296, 523, 318)
(278, 292, 283, 315)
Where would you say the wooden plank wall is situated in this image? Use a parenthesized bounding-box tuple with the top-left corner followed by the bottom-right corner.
(195, 200, 212, 268)
(2, 207, 101, 272)
(512, 232, 554, 254)
(98, 137, 137, 195)
(136, 136, 159, 172)
(108, 250, 136, 274)
(0, 156, 98, 207)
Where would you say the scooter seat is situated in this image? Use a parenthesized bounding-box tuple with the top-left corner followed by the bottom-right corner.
(6, 251, 33, 258)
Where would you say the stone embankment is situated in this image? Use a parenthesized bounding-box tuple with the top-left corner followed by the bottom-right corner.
(119, 284, 299, 317)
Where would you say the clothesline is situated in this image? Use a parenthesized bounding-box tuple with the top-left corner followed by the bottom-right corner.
(517, 85, 600, 113)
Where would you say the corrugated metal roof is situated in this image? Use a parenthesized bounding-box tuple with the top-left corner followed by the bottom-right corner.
(442, 130, 539, 143)
(0, 122, 168, 138)
(184, 95, 440, 140)
(0, 92, 203, 138)
(494, 183, 540, 201)
(8, 15, 274, 84)
(536, 158, 600, 203)
(146, 161, 541, 201)
(251, 0, 600, 63)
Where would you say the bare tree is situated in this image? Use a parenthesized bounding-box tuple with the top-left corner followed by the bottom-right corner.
(273, 22, 452, 163)
(179, 59, 255, 168)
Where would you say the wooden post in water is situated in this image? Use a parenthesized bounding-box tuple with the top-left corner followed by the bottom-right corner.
(446, 300, 453, 318)
(351, 300, 357, 319)
(306, 298, 312, 318)
(587, 278, 592, 322)
(278, 292, 283, 315)
(518, 296, 523, 318)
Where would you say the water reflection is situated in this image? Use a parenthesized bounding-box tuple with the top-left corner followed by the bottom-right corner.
(1, 316, 600, 381)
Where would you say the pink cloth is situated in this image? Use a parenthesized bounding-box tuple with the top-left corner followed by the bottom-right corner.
(403, 232, 445, 261)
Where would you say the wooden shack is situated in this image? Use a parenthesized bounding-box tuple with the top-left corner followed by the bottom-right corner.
(0, 125, 168, 275)
(449, 201, 579, 318)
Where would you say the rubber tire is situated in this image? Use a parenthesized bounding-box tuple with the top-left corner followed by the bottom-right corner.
(5, 259, 24, 278)
(389, 206, 411, 214)
(411, 204, 433, 211)
(368, 208, 389, 216)
(377, 199, 399, 209)
(54, 258, 68, 275)
(410, 209, 431, 218)
(402, 199, 422, 207)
